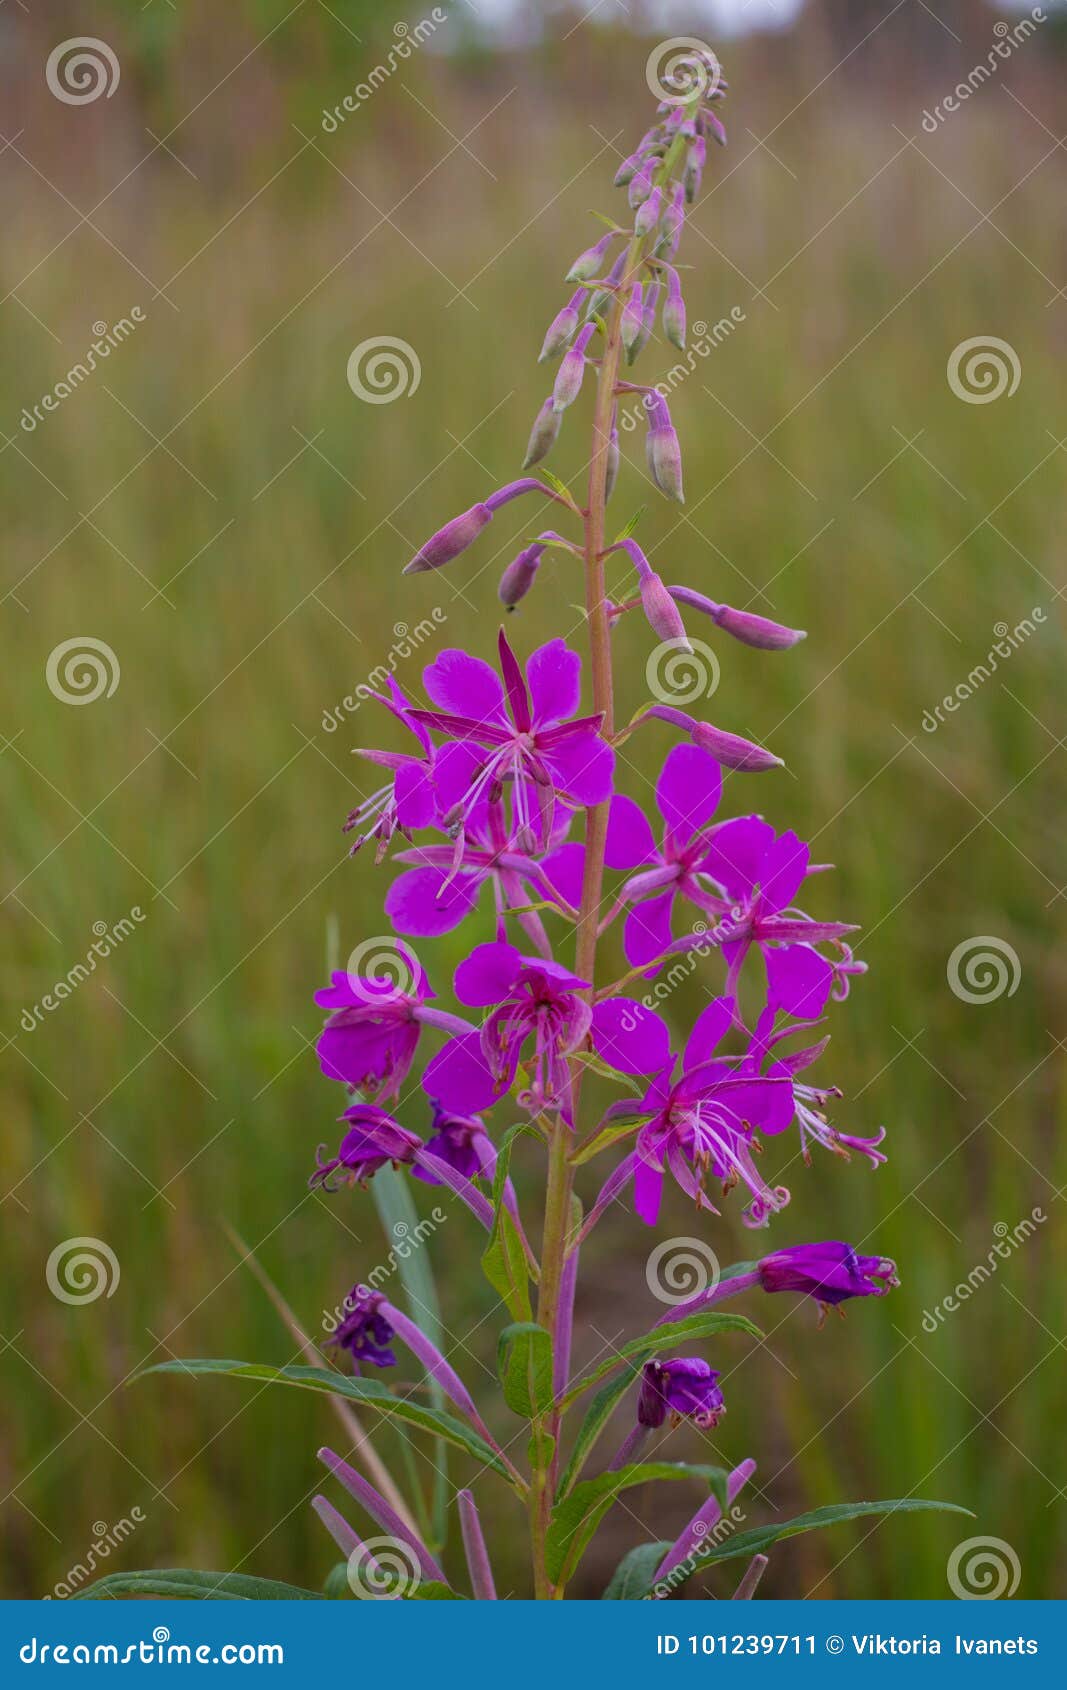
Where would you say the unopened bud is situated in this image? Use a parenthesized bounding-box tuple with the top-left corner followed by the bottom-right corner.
(523, 396, 562, 469)
(538, 289, 583, 363)
(552, 321, 596, 412)
(628, 157, 656, 209)
(634, 185, 663, 240)
(605, 416, 620, 504)
(404, 504, 492, 575)
(663, 267, 686, 350)
(645, 392, 684, 504)
(498, 542, 546, 609)
(621, 283, 644, 355)
(566, 230, 620, 284)
(669, 585, 806, 650)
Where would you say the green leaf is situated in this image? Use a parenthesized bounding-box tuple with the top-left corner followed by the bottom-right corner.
(76, 1569, 320, 1601)
(547, 1463, 727, 1588)
(568, 1049, 642, 1097)
(602, 1542, 668, 1600)
(560, 1311, 762, 1408)
(480, 1125, 535, 1322)
(556, 1369, 636, 1499)
(571, 1109, 647, 1165)
(497, 1322, 554, 1418)
(538, 468, 578, 505)
(406, 1580, 466, 1600)
(136, 1361, 512, 1479)
(602, 1498, 974, 1600)
(324, 1562, 351, 1599)
(613, 506, 648, 545)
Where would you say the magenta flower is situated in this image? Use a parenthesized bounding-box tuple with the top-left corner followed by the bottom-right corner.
(407, 630, 614, 856)
(758, 1242, 899, 1312)
(411, 1100, 496, 1186)
(700, 819, 863, 1018)
(314, 948, 469, 1099)
(605, 996, 795, 1228)
(753, 1008, 887, 1169)
(310, 1105, 423, 1191)
(343, 680, 441, 856)
(638, 1357, 724, 1429)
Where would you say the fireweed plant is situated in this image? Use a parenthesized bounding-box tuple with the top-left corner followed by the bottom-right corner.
(97, 50, 965, 1604)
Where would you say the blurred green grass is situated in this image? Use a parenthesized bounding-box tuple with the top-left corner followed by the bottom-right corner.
(1, 1, 1065, 1598)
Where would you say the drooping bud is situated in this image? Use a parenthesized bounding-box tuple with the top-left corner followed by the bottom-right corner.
(628, 157, 656, 209)
(638, 703, 782, 771)
(644, 391, 684, 503)
(537, 289, 583, 363)
(662, 266, 686, 350)
(621, 283, 644, 357)
(586, 251, 626, 320)
(498, 542, 546, 610)
(404, 504, 492, 574)
(634, 185, 663, 240)
(614, 150, 643, 188)
(630, 280, 660, 362)
(611, 538, 689, 649)
(605, 413, 620, 504)
(523, 396, 562, 469)
(484, 478, 555, 513)
(705, 111, 728, 148)
(662, 184, 686, 250)
(552, 321, 596, 412)
(684, 136, 706, 203)
(565, 230, 621, 283)
(668, 585, 806, 650)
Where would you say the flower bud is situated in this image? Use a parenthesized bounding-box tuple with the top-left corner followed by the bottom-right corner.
(705, 112, 728, 148)
(522, 396, 562, 469)
(662, 184, 686, 249)
(498, 542, 546, 610)
(628, 157, 656, 209)
(404, 504, 492, 574)
(690, 721, 781, 771)
(630, 281, 660, 362)
(663, 266, 686, 350)
(684, 136, 706, 204)
(641, 574, 689, 648)
(586, 251, 626, 320)
(620, 282, 644, 356)
(634, 185, 663, 240)
(668, 586, 806, 650)
(552, 321, 596, 412)
(537, 289, 583, 363)
(644, 391, 684, 503)
(605, 415, 620, 504)
(565, 230, 620, 283)
(614, 150, 643, 188)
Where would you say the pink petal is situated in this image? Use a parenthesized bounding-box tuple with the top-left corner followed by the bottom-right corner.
(682, 996, 735, 1069)
(605, 795, 658, 870)
(758, 830, 810, 915)
(527, 639, 581, 727)
(385, 866, 481, 938)
(423, 649, 506, 725)
(623, 889, 675, 969)
(656, 743, 722, 850)
(592, 998, 672, 1075)
(541, 731, 615, 805)
(766, 943, 833, 1020)
(700, 815, 775, 900)
(422, 1032, 504, 1112)
(454, 941, 521, 1007)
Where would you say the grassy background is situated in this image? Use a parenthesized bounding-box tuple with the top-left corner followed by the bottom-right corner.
(1, 0, 1065, 1599)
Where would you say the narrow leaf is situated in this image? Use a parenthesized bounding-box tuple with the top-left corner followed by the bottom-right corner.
(547, 1463, 728, 1587)
(560, 1311, 761, 1408)
(76, 1569, 320, 1602)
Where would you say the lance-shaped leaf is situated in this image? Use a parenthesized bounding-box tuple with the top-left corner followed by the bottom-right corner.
(558, 1310, 761, 1409)
(546, 1462, 728, 1588)
(136, 1361, 514, 1480)
(76, 1569, 321, 1601)
(556, 1369, 635, 1499)
(481, 1125, 536, 1322)
(497, 1321, 554, 1418)
(601, 1498, 973, 1600)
